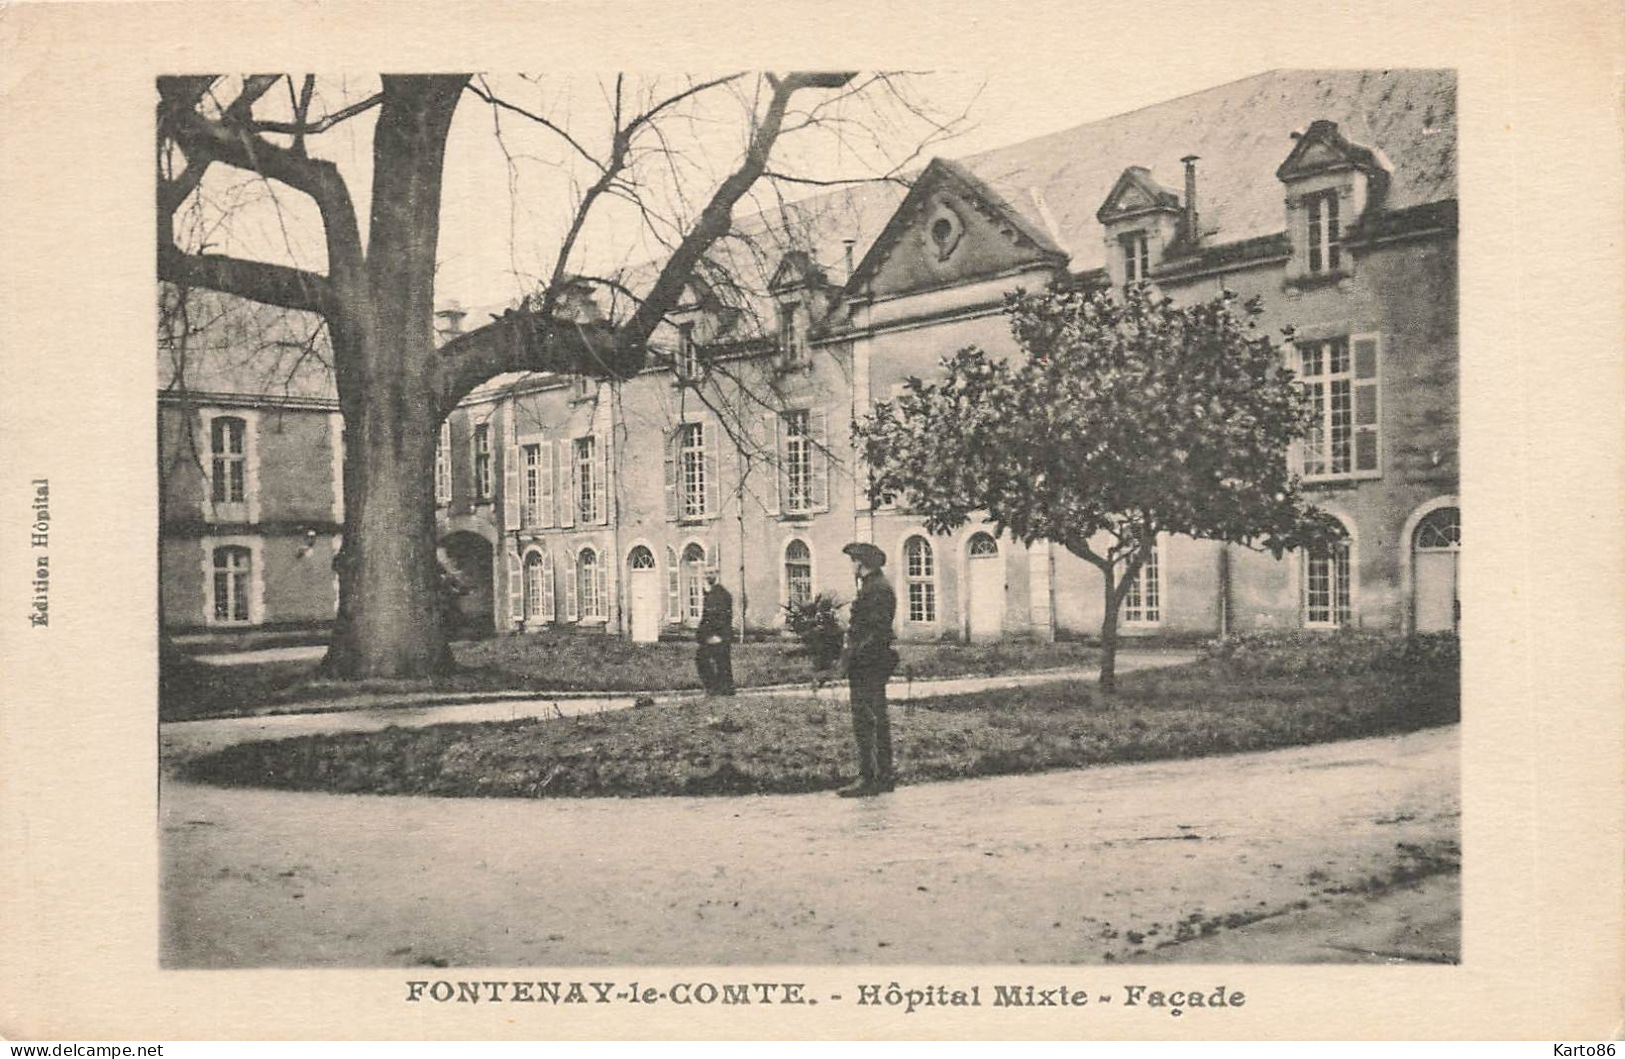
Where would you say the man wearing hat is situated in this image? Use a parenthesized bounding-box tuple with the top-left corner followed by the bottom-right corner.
(696, 565, 735, 696)
(839, 541, 899, 796)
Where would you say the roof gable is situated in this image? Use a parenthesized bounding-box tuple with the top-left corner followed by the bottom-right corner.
(768, 249, 831, 293)
(1096, 166, 1182, 223)
(846, 157, 1068, 298)
(1275, 119, 1389, 181)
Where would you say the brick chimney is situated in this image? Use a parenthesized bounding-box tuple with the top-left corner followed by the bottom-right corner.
(1181, 155, 1201, 247)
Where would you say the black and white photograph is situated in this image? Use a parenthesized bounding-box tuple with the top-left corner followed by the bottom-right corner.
(154, 66, 1462, 969)
(1, 0, 1620, 1043)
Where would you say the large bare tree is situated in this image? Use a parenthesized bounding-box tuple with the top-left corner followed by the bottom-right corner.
(157, 72, 919, 678)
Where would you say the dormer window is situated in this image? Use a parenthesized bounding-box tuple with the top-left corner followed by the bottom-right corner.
(1276, 120, 1390, 286)
(1096, 167, 1182, 289)
(1306, 190, 1342, 274)
(778, 303, 806, 365)
(678, 322, 701, 380)
(1120, 231, 1150, 284)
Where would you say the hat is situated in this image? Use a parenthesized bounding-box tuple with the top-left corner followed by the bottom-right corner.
(842, 542, 887, 568)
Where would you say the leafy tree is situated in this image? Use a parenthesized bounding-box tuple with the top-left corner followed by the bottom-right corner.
(854, 281, 1342, 691)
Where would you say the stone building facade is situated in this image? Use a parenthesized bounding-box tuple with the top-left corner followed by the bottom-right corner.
(161, 69, 1460, 644)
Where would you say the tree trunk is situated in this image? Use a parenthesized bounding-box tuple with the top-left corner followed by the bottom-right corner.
(1098, 566, 1120, 694)
(320, 76, 466, 680)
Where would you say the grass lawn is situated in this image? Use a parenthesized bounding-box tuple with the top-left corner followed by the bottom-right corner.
(160, 634, 1109, 721)
(179, 656, 1458, 798)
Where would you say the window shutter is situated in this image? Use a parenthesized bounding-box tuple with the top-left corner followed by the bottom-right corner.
(704, 420, 720, 517)
(594, 556, 608, 620)
(559, 439, 575, 528)
(810, 409, 830, 511)
(1351, 333, 1381, 476)
(538, 440, 555, 528)
(708, 541, 721, 571)
(664, 430, 679, 521)
(541, 550, 556, 622)
(502, 444, 521, 529)
(435, 421, 451, 504)
(762, 413, 781, 516)
(595, 430, 610, 525)
(666, 545, 681, 621)
(507, 548, 524, 628)
(564, 551, 579, 621)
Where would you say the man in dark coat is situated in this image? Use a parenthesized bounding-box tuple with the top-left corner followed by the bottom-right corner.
(839, 541, 898, 796)
(696, 566, 735, 696)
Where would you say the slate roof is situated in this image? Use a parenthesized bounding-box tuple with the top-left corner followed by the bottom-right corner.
(958, 68, 1455, 270)
(157, 286, 336, 402)
(659, 67, 1455, 309)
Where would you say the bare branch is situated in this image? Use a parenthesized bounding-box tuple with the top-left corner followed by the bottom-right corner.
(464, 79, 606, 174)
(158, 244, 332, 314)
(251, 91, 385, 137)
(761, 170, 911, 188)
(160, 94, 364, 285)
(618, 71, 857, 350)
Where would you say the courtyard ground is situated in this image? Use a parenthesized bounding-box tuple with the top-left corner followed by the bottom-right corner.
(161, 724, 1459, 967)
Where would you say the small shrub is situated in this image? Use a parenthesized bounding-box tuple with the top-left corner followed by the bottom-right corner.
(784, 593, 846, 672)
(1201, 630, 1459, 679)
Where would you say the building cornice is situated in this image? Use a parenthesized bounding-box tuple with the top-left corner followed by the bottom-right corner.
(158, 389, 339, 412)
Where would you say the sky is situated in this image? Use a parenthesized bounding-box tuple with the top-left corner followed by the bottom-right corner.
(177, 63, 1280, 316)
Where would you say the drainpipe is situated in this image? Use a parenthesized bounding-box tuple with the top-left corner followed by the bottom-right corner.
(1218, 543, 1231, 636)
(736, 369, 748, 642)
(1181, 155, 1201, 247)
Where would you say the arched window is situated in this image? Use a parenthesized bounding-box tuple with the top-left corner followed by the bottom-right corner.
(628, 545, 656, 569)
(1415, 507, 1460, 551)
(577, 547, 605, 620)
(785, 539, 813, 607)
(682, 542, 708, 623)
(967, 532, 998, 557)
(904, 535, 936, 623)
(211, 545, 252, 623)
(523, 550, 552, 623)
(1305, 523, 1353, 628)
(210, 416, 247, 503)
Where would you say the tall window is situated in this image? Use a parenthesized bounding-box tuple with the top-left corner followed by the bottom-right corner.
(1122, 538, 1161, 625)
(1120, 230, 1150, 284)
(783, 411, 812, 512)
(1306, 190, 1341, 274)
(1305, 529, 1353, 628)
(904, 536, 936, 624)
(522, 443, 543, 525)
(523, 550, 551, 623)
(573, 436, 597, 523)
(682, 542, 708, 623)
(209, 416, 246, 503)
(576, 547, 605, 620)
(678, 322, 701, 380)
(212, 545, 252, 623)
(434, 422, 451, 505)
(785, 539, 813, 607)
(473, 422, 492, 500)
(1300, 335, 1380, 479)
(680, 422, 707, 518)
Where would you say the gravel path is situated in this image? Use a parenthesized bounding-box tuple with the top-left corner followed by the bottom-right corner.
(161, 723, 1459, 968)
